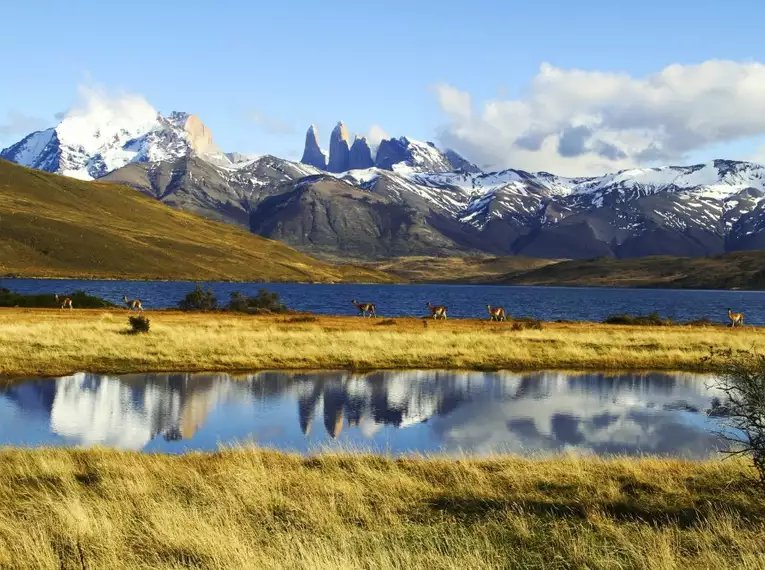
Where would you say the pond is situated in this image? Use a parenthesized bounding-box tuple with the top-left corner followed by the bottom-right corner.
(0, 369, 732, 458)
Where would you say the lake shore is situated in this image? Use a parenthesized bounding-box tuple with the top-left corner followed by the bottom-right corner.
(0, 309, 762, 378)
(0, 447, 761, 569)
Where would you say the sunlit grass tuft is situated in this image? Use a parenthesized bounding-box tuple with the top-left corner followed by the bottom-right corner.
(0, 447, 762, 569)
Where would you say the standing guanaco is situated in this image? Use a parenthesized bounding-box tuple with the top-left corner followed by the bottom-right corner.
(352, 299, 376, 317)
(487, 304, 506, 321)
(124, 296, 144, 312)
(426, 302, 448, 320)
(728, 308, 744, 328)
(55, 294, 73, 311)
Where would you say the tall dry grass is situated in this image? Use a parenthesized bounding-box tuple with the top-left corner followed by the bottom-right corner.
(0, 309, 763, 377)
(0, 448, 762, 569)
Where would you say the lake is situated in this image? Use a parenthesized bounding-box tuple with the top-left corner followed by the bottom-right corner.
(1, 278, 763, 323)
(0, 370, 732, 458)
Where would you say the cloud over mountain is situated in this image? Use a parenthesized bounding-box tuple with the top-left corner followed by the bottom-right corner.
(434, 60, 765, 176)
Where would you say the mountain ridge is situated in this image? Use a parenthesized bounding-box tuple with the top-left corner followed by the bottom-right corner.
(5, 109, 765, 261)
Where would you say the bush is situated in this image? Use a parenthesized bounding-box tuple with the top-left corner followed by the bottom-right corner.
(128, 315, 150, 334)
(603, 312, 672, 326)
(706, 348, 765, 489)
(511, 317, 544, 330)
(0, 288, 114, 308)
(226, 289, 291, 314)
(286, 315, 318, 323)
(178, 284, 217, 311)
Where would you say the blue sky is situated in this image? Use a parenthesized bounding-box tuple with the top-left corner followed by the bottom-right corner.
(2, 0, 765, 175)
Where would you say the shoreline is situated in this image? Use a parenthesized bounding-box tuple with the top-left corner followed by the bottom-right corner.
(2, 273, 761, 291)
(0, 309, 760, 378)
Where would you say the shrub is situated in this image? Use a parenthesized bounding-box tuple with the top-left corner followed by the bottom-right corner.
(706, 348, 765, 489)
(603, 312, 672, 326)
(128, 315, 150, 334)
(286, 315, 318, 323)
(226, 289, 291, 314)
(511, 317, 543, 330)
(178, 284, 217, 311)
(0, 288, 114, 308)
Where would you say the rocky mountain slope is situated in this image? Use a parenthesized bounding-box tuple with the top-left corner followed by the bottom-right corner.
(5, 108, 765, 261)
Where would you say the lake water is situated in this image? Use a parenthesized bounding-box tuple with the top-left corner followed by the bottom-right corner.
(1, 278, 764, 323)
(0, 370, 732, 458)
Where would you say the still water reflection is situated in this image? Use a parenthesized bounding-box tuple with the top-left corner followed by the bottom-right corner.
(0, 370, 730, 457)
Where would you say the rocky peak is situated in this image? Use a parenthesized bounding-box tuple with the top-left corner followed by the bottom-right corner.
(327, 121, 351, 173)
(300, 124, 327, 170)
(183, 114, 220, 155)
(349, 136, 374, 170)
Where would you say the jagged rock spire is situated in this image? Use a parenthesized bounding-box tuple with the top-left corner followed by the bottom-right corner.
(300, 124, 328, 170)
(349, 136, 374, 170)
(327, 121, 351, 172)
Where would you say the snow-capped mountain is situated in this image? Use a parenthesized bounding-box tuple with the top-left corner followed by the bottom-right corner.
(5, 105, 765, 260)
(0, 108, 233, 180)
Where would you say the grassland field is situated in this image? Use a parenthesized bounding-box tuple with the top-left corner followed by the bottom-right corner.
(0, 308, 762, 378)
(0, 449, 763, 569)
(2, 308, 764, 569)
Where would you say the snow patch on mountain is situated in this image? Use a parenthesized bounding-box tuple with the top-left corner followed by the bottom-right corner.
(1, 104, 233, 180)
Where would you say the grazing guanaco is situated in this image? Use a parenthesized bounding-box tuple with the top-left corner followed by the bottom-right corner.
(487, 304, 506, 321)
(426, 302, 448, 320)
(728, 308, 744, 328)
(55, 294, 73, 311)
(123, 295, 144, 312)
(352, 299, 376, 318)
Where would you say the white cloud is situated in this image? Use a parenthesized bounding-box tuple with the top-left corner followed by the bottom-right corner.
(434, 60, 765, 176)
(366, 124, 389, 154)
(62, 84, 158, 126)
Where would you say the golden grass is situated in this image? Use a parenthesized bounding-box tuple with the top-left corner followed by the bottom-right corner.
(0, 309, 763, 378)
(0, 448, 762, 569)
(0, 159, 394, 283)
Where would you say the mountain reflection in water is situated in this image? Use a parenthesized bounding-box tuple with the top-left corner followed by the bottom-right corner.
(0, 370, 729, 457)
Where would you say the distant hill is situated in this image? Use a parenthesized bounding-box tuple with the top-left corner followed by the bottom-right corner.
(500, 251, 765, 290)
(0, 159, 394, 283)
(365, 255, 557, 284)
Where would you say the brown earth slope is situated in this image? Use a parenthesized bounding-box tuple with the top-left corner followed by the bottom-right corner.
(0, 159, 394, 283)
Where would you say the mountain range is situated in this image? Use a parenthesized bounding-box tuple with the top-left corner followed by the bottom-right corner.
(4, 108, 765, 260)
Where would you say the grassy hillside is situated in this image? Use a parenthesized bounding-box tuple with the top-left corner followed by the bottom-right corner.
(363, 254, 558, 283)
(0, 159, 394, 283)
(0, 449, 762, 569)
(502, 251, 765, 289)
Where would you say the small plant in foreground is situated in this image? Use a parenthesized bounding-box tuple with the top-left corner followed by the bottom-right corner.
(705, 347, 765, 489)
(178, 284, 218, 311)
(128, 315, 151, 334)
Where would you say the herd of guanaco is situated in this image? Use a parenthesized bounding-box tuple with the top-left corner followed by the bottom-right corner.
(353, 299, 748, 326)
(49, 293, 748, 327)
(54, 294, 143, 312)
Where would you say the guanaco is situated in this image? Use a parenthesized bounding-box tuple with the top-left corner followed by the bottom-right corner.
(55, 294, 73, 311)
(487, 304, 506, 321)
(352, 299, 376, 318)
(728, 308, 744, 328)
(426, 302, 448, 320)
(124, 296, 144, 312)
